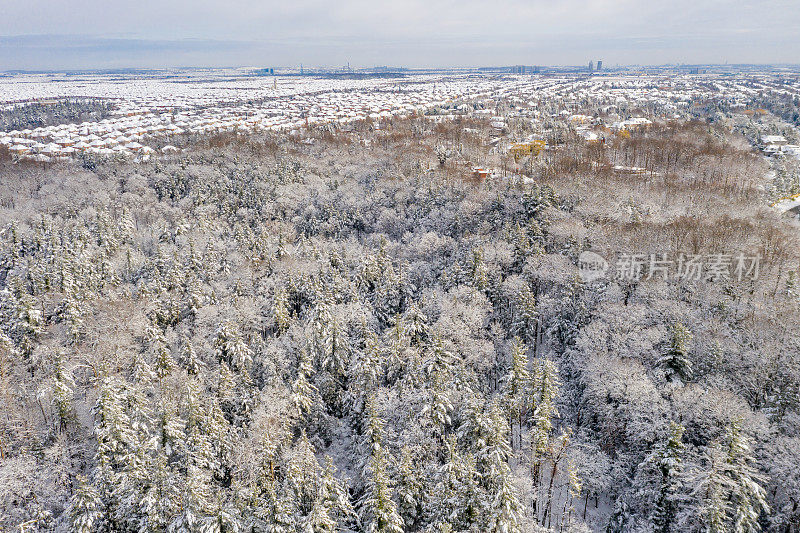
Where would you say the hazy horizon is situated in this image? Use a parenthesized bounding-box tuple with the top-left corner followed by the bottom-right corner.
(2, 0, 799, 70)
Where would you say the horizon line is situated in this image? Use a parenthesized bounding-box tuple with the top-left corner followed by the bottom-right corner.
(3, 63, 800, 74)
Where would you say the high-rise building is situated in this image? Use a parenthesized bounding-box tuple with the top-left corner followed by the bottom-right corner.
(597, 60, 603, 71)
(589, 60, 594, 72)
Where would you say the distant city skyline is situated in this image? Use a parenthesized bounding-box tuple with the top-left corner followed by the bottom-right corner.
(2, 0, 799, 70)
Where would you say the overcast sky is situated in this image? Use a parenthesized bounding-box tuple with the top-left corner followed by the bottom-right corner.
(1, 0, 798, 70)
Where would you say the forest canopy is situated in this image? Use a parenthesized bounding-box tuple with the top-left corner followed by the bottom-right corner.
(0, 113, 798, 533)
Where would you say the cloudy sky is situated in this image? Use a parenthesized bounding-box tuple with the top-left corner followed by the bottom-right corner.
(1, 0, 798, 70)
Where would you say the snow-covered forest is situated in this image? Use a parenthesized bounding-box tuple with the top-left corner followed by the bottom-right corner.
(1, 114, 799, 533)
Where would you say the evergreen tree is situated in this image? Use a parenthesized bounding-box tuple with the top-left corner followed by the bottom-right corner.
(318, 456, 356, 528)
(488, 468, 523, 533)
(292, 346, 318, 417)
(60, 283, 86, 343)
(70, 475, 103, 533)
(273, 285, 291, 334)
(698, 418, 769, 532)
(310, 296, 349, 382)
(512, 285, 537, 346)
(359, 397, 403, 533)
(423, 337, 455, 381)
(699, 466, 729, 533)
(469, 247, 489, 291)
(348, 331, 383, 415)
(181, 335, 204, 376)
(152, 331, 175, 380)
(402, 303, 428, 346)
(530, 358, 560, 494)
(433, 435, 481, 529)
(215, 320, 253, 371)
(653, 421, 686, 533)
(168, 464, 212, 533)
(421, 372, 453, 440)
(485, 401, 522, 533)
(658, 322, 693, 383)
(396, 448, 423, 530)
(52, 351, 75, 431)
(722, 419, 769, 533)
(606, 499, 630, 533)
(501, 337, 529, 448)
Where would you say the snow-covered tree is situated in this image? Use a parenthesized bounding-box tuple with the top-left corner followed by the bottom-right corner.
(653, 421, 686, 533)
(658, 323, 693, 383)
(69, 475, 103, 533)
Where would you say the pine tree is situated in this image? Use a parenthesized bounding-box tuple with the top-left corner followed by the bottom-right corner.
(722, 419, 769, 532)
(348, 331, 383, 416)
(359, 397, 403, 533)
(562, 459, 582, 531)
(700, 467, 729, 533)
(421, 372, 453, 440)
(52, 351, 75, 431)
(154, 338, 175, 380)
(509, 222, 531, 270)
(185, 380, 217, 474)
(287, 431, 323, 517)
(217, 361, 235, 402)
(528, 357, 561, 521)
(512, 285, 537, 346)
(133, 354, 156, 384)
(157, 399, 185, 458)
(168, 464, 212, 533)
(112, 387, 157, 531)
(485, 401, 522, 533)
(60, 284, 85, 344)
(396, 448, 423, 530)
(530, 358, 559, 479)
(658, 322, 693, 383)
(469, 247, 489, 291)
(273, 285, 291, 334)
(361, 446, 404, 533)
(653, 421, 686, 533)
(403, 303, 428, 346)
(488, 468, 523, 533)
(11, 288, 42, 356)
(311, 296, 349, 381)
(181, 336, 204, 376)
(186, 276, 204, 315)
(70, 475, 103, 533)
(292, 346, 318, 416)
(89, 377, 140, 529)
(432, 436, 478, 530)
(502, 337, 529, 448)
(206, 398, 232, 474)
(698, 418, 769, 532)
(312, 296, 334, 359)
(606, 499, 630, 533)
(214, 320, 253, 371)
(319, 456, 356, 527)
(423, 337, 455, 381)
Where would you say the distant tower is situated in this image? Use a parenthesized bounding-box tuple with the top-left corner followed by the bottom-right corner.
(589, 60, 594, 73)
(597, 60, 603, 71)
